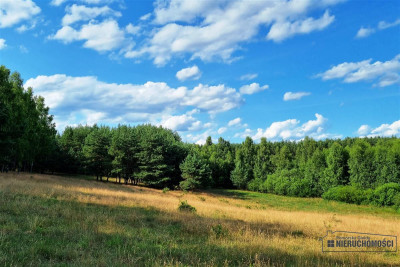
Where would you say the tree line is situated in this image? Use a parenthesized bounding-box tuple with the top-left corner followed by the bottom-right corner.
(1, 65, 399, 208)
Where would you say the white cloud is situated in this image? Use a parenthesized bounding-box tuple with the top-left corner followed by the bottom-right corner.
(140, 13, 151, 21)
(283, 91, 311, 101)
(0, 39, 6, 50)
(239, 83, 269, 95)
(176, 65, 201, 81)
(240, 73, 258, 80)
(0, 0, 40, 28)
(161, 112, 203, 132)
(318, 54, 400, 87)
(184, 129, 215, 145)
(126, 0, 342, 65)
(249, 113, 335, 141)
(50, 0, 68, 6)
(125, 23, 140, 35)
(357, 125, 371, 135)
(267, 10, 334, 42)
(183, 83, 243, 114)
(358, 120, 400, 137)
(355, 27, 375, 38)
(218, 127, 227, 134)
(25, 74, 244, 130)
(62, 4, 121, 26)
(228, 117, 241, 127)
(356, 18, 400, 39)
(378, 19, 400, 30)
(50, 20, 128, 52)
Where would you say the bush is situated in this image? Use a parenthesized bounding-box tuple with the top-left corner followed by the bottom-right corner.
(178, 200, 196, 213)
(211, 224, 228, 238)
(247, 178, 263, 191)
(179, 178, 200, 191)
(393, 193, 400, 210)
(371, 183, 400, 206)
(265, 169, 312, 197)
(322, 186, 372, 205)
(162, 187, 170, 193)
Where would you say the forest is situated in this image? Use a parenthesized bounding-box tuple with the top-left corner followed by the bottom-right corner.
(1, 65, 400, 208)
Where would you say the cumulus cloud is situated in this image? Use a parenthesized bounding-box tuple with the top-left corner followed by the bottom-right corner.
(267, 10, 334, 42)
(125, 23, 140, 35)
(240, 73, 258, 80)
(0, 39, 6, 50)
(358, 120, 400, 137)
(183, 83, 243, 114)
(239, 83, 269, 95)
(228, 117, 241, 127)
(0, 0, 40, 28)
(357, 125, 371, 135)
(50, 0, 68, 6)
(242, 113, 339, 141)
(356, 18, 400, 39)
(283, 91, 311, 101)
(160, 111, 204, 132)
(317, 54, 400, 87)
(126, 0, 342, 65)
(50, 20, 128, 52)
(24, 74, 244, 130)
(176, 65, 201, 81)
(61, 4, 121, 26)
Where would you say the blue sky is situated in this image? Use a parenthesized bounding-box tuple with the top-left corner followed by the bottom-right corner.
(0, 0, 399, 144)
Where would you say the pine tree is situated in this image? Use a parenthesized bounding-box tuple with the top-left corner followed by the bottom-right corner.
(180, 151, 211, 190)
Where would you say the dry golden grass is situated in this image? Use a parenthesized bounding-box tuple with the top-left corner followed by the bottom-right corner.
(1, 172, 399, 266)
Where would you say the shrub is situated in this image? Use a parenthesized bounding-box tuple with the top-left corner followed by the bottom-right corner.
(265, 169, 312, 197)
(179, 178, 200, 191)
(162, 187, 170, 193)
(211, 224, 228, 238)
(178, 200, 196, 213)
(322, 186, 372, 205)
(247, 178, 263, 192)
(393, 193, 400, 210)
(371, 183, 400, 206)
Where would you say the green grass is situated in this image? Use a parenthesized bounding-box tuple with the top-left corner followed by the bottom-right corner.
(208, 189, 400, 218)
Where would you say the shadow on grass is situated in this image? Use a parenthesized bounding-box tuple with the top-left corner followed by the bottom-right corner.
(0, 191, 384, 266)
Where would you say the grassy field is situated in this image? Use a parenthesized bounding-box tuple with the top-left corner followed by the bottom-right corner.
(0, 173, 399, 266)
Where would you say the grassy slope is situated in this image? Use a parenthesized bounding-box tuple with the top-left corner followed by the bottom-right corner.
(208, 189, 400, 218)
(0, 173, 399, 266)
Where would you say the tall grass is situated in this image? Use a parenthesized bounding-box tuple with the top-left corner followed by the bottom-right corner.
(0, 173, 399, 266)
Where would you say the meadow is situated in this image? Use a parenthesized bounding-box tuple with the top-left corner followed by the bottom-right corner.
(1, 172, 399, 266)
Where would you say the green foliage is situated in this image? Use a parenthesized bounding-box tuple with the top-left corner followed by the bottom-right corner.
(371, 183, 400, 206)
(83, 126, 112, 178)
(304, 149, 325, 196)
(247, 178, 264, 192)
(393, 193, 400, 210)
(136, 125, 186, 188)
(265, 169, 312, 197)
(178, 200, 196, 213)
(321, 142, 348, 192)
(322, 186, 372, 205)
(162, 187, 170, 193)
(179, 150, 212, 190)
(0, 65, 57, 173)
(211, 224, 228, 239)
(349, 139, 375, 188)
